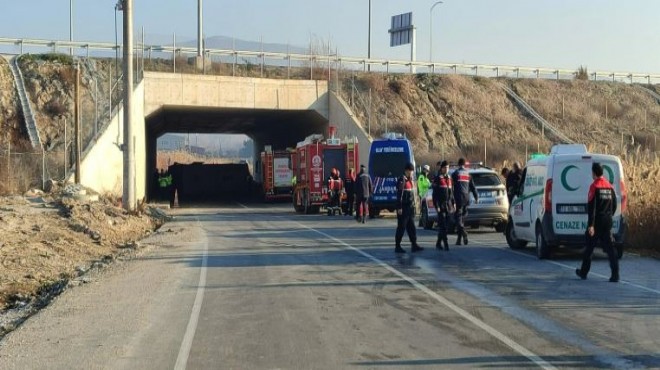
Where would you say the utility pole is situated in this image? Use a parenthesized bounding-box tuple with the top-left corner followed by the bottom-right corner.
(121, 0, 136, 211)
(367, 0, 371, 71)
(430, 1, 443, 62)
(75, 63, 81, 184)
(198, 0, 203, 57)
(69, 0, 74, 56)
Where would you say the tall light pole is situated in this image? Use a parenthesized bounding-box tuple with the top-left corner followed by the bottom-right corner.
(430, 1, 443, 62)
(367, 0, 371, 71)
(197, 0, 203, 57)
(69, 0, 74, 55)
(120, 0, 136, 211)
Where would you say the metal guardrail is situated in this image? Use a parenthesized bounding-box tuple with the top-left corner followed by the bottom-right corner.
(1, 37, 660, 84)
(637, 85, 660, 104)
(500, 84, 574, 144)
(3, 55, 42, 149)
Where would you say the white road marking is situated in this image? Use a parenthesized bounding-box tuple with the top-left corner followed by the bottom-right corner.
(292, 220, 558, 370)
(236, 202, 249, 209)
(174, 220, 209, 370)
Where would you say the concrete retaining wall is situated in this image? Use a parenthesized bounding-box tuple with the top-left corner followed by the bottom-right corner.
(80, 83, 146, 200)
(329, 92, 372, 168)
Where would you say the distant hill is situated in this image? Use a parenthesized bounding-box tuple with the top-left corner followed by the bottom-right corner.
(144, 34, 307, 54)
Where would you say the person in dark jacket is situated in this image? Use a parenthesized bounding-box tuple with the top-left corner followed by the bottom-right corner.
(395, 163, 423, 254)
(506, 162, 522, 204)
(576, 162, 619, 282)
(355, 165, 373, 224)
(451, 158, 478, 245)
(344, 169, 356, 217)
(433, 160, 454, 251)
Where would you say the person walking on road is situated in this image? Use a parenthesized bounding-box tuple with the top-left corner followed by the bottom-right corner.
(344, 169, 356, 217)
(452, 158, 478, 246)
(417, 164, 432, 227)
(433, 160, 454, 251)
(576, 162, 620, 282)
(355, 165, 373, 224)
(395, 163, 423, 254)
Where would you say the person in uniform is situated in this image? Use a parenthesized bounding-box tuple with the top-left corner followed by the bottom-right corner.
(395, 163, 423, 254)
(344, 169, 356, 217)
(451, 158, 478, 245)
(576, 162, 619, 282)
(433, 160, 453, 251)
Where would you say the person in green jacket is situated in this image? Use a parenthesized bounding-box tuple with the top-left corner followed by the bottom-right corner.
(417, 165, 431, 227)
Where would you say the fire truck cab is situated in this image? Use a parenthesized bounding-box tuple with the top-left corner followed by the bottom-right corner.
(292, 127, 359, 214)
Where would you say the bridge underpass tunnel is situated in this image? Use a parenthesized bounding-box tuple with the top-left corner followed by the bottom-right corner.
(146, 106, 328, 205)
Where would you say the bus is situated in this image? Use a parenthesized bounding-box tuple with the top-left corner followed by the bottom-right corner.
(368, 133, 415, 217)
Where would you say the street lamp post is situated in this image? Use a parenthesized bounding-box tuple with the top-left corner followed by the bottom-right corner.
(69, 0, 74, 56)
(367, 0, 371, 71)
(430, 1, 443, 62)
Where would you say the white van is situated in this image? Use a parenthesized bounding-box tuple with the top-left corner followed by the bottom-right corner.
(505, 144, 627, 259)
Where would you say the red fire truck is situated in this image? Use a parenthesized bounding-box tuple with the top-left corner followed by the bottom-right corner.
(292, 127, 359, 214)
(260, 146, 295, 202)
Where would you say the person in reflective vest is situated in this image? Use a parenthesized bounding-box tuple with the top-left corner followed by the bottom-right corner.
(395, 163, 423, 254)
(451, 158, 478, 245)
(433, 160, 454, 251)
(417, 164, 432, 227)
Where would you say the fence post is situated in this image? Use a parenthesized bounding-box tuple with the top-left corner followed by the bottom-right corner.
(368, 88, 372, 137)
(42, 148, 46, 190)
(64, 118, 67, 180)
(6, 141, 10, 190)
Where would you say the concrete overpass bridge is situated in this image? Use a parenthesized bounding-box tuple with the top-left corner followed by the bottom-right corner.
(80, 72, 370, 201)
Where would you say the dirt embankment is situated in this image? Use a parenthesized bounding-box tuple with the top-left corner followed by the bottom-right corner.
(0, 58, 26, 149)
(17, 55, 115, 152)
(0, 190, 167, 322)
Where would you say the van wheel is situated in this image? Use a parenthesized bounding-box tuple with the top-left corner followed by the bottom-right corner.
(506, 221, 527, 249)
(535, 224, 551, 259)
(495, 223, 506, 233)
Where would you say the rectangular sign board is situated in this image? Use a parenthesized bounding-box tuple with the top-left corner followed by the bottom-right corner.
(389, 12, 413, 47)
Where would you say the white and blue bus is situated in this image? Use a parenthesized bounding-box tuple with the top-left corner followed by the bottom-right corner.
(368, 133, 415, 217)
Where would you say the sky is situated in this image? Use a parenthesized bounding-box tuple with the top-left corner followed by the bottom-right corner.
(0, 0, 658, 73)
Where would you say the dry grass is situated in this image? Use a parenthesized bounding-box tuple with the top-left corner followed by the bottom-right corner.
(509, 78, 660, 151)
(156, 150, 240, 170)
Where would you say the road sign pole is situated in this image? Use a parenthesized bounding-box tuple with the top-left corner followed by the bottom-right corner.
(410, 27, 416, 74)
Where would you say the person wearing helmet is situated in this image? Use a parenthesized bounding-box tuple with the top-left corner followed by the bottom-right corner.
(327, 168, 343, 216)
(395, 163, 423, 254)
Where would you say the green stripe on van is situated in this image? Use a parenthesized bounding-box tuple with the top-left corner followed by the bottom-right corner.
(511, 189, 544, 206)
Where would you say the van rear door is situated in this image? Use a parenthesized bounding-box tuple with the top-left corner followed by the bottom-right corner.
(551, 155, 622, 236)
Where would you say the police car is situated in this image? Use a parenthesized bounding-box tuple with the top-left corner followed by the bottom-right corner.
(505, 144, 627, 259)
(420, 163, 509, 233)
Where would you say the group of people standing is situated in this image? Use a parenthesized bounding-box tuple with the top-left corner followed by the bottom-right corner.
(394, 158, 478, 254)
(327, 165, 374, 223)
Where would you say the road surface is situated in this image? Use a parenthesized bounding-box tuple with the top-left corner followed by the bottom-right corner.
(0, 204, 659, 369)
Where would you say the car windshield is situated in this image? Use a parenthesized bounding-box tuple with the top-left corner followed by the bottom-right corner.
(472, 173, 501, 186)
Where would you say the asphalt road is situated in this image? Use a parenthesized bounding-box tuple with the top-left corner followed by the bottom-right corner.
(1, 204, 659, 370)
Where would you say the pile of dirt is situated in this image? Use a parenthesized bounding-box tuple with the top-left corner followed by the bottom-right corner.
(0, 191, 168, 316)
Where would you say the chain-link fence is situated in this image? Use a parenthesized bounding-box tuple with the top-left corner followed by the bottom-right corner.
(0, 145, 73, 194)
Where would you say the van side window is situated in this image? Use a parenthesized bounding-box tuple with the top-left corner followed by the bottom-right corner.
(518, 168, 528, 196)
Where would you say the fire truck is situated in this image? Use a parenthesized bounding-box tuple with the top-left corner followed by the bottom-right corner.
(260, 146, 295, 202)
(292, 127, 359, 214)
